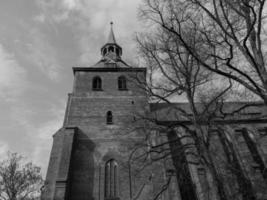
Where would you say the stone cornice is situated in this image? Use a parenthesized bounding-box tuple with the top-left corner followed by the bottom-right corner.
(73, 67, 146, 73)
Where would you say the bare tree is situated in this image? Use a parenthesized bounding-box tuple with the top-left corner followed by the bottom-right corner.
(134, 17, 231, 200)
(0, 153, 43, 200)
(126, 2, 267, 199)
(139, 0, 267, 103)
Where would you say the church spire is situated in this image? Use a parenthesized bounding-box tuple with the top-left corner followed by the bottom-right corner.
(107, 22, 116, 44)
(101, 22, 122, 61)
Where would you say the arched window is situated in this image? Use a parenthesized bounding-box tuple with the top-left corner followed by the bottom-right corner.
(103, 48, 107, 55)
(118, 76, 127, 90)
(105, 159, 118, 199)
(92, 76, 102, 90)
(108, 46, 114, 52)
(116, 48, 120, 56)
(106, 111, 113, 124)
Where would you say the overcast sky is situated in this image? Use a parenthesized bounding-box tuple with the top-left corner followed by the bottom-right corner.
(0, 0, 144, 176)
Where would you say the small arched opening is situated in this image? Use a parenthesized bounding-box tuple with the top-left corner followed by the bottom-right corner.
(106, 111, 113, 124)
(108, 46, 114, 53)
(92, 76, 102, 90)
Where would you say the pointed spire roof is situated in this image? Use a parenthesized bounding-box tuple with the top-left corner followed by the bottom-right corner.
(107, 22, 116, 44)
(100, 22, 122, 59)
(96, 22, 129, 68)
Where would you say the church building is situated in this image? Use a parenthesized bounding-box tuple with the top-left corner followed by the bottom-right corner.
(41, 23, 267, 200)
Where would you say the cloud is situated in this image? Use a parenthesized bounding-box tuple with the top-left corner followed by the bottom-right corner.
(33, 14, 46, 23)
(8, 100, 65, 176)
(31, 102, 65, 175)
(0, 141, 9, 159)
(62, 0, 79, 10)
(25, 28, 62, 81)
(0, 43, 61, 173)
(0, 43, 27, 101)
(35, 0, 142, 65)
(0, 0, 145, 177)
(32, 115, 64, 175)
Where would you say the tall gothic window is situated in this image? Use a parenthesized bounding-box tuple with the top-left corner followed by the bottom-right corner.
(105, 159, 118, 199)
(118, 76, 127, 90)
(106, 111, 113, 124)
(92, 76, 102, 90)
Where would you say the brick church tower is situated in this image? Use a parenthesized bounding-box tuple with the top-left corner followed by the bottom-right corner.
(41, 23, 179, 200)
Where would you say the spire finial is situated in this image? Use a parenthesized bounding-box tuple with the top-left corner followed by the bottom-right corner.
(107, 21, 116, 44)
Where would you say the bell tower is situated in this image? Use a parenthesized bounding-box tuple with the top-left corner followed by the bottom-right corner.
(41, 23, 161, 200)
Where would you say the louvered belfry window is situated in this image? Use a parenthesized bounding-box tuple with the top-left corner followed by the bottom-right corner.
(92, 76, 102, 90)
(105, 159, 118, 199)
(118, 76, 127, 90)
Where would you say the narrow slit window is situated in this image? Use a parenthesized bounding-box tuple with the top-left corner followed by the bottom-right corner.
(106, 111, 113, 124)
(93, 76, 102, 90)
(118, 76, 127, 90)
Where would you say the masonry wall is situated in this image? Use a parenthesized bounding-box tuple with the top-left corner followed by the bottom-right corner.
(60, 69, 178, 200)
(184, 123, 267, 200)
(42, 66, 267, 200)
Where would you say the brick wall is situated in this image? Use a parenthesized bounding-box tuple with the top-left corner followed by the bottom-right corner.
(60, 69, 172, 200)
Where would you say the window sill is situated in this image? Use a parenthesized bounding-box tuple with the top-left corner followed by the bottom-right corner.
(92, 89, 103, 91)
(118, 88, 128, 91)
